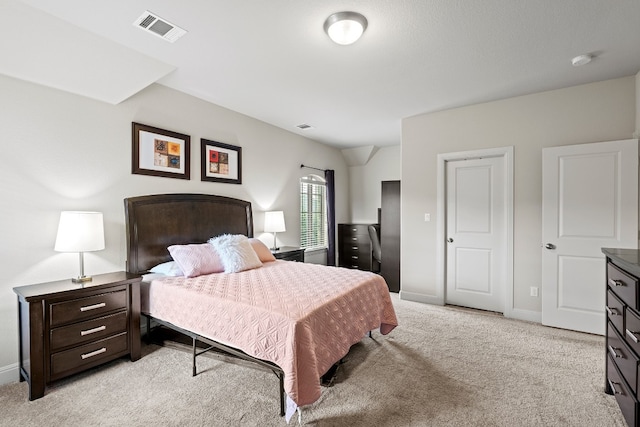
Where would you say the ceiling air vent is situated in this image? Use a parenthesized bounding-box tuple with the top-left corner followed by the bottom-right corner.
(296, 124, 314, 130)
(133, 11, 187, 43)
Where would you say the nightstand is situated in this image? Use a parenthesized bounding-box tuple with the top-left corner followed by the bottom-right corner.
(13, 271, 141, 400)
(272, 246, 305, 262)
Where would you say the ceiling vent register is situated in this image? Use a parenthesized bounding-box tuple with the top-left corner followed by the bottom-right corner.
(133, 11, 187, 43)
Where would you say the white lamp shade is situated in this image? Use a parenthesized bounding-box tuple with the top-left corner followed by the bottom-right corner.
(264, 211, 286, 233)
(54, 211, 105, 252)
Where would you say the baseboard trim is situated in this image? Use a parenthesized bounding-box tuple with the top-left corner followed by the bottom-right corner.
(399, 291, 542, 324)
(505, 308, 542, 323)
(399, 290, 443, 305)
(0, 363, 19, 386)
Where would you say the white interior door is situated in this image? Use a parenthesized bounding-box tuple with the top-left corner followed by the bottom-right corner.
(542, 139, 638, 335)
(446, 156, 506, 313)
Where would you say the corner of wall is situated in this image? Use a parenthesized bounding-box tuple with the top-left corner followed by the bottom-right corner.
(635, 70, 640, 138)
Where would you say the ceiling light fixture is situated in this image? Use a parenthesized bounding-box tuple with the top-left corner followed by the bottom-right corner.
(571, 54, 592, 67)
(324, 11, 368, 45)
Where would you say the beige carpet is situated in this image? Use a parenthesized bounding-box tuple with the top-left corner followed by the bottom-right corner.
(0, 295, 626, 426)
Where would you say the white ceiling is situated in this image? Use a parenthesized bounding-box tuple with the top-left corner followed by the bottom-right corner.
(5, 0, 640, 149)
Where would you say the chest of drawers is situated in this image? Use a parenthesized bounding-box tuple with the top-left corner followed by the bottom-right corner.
(603, 248, 640, 427)
(13, 272, 141, 400)
(338, 223, 374, 271)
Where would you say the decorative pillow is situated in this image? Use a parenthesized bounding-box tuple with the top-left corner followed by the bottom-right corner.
(167, 243, 224, 278)
(208, 234, 263, 273)
(249, 238, 276, 262)
(149, 261, 184, 277)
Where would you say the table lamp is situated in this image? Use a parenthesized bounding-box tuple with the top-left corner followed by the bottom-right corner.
(264, 211, 286, 251)
(54, 211, 105, 283)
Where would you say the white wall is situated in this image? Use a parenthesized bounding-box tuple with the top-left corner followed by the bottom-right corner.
(401, 76, 637, 316)
(636, 71, 640, 137)
(0, 74, 349, 382)
(348, 146, 401, 223)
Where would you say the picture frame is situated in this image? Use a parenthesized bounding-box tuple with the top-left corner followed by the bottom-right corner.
(132, 122, 190, 180)
(200, 139, 242, 184)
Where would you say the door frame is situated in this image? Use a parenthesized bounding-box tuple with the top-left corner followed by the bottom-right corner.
(436, 146, 514, 317)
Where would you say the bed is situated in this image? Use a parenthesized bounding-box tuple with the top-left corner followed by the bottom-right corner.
(124, 193, 398, 419)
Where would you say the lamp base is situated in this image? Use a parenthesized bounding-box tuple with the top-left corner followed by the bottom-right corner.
(72, 276, 92, 283)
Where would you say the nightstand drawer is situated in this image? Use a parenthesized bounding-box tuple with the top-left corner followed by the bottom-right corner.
(50, 289, 127, 327)
(50, 311, 128, 351)
(608, 353, 638, 427)
(608, 262, 639, 310)
(607, 289, 625, 336)
(608, 321, 640, 396)
(338, 224, 369, 242)
(625, 307, 640, 353)
(51, 332, 128, 379)
(341, 250, 371, 270)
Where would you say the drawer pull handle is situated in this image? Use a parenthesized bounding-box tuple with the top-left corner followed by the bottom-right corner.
(606, 306, 619, 316)
(352, 256, 358, 259)
(608, 379, 622, 395)
(352, 246, 358, 250)
(626, 329, 640, 343)
(80, 302, 106, 312)
(352, 237, 357, 241)
(608, 345, 622, 359)
(81, 347, 107, 360)
(81, 325, 107, 336)
(608, 279, 624, 287)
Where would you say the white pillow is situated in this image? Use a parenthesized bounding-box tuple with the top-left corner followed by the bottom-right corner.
(149, 261, 184, 276)
(208, 234, 263, 273)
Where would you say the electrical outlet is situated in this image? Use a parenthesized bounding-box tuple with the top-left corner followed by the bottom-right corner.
(530, 286, 539, 297)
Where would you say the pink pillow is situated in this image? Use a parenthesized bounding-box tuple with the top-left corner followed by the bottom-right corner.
(167, 243, 224, 278)
(249, 238, 276, 262)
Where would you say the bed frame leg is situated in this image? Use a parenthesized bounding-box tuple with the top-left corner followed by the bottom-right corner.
(192, 337, 197, 377)
(368, 330, 372, 338)
(279, 373, 285, 416)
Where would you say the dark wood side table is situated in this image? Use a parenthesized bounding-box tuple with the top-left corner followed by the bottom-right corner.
(271, 246, 305, 262)
(13, 271, 141, 400)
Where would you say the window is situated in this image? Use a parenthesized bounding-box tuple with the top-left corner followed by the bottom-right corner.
(300, 175, 327, 249)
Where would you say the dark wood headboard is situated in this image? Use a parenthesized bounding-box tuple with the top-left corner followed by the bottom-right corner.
(124, 193, 253, 274)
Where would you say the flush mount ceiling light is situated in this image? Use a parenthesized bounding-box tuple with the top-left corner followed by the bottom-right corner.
(571, 54, 592, 67)
(323, 11, 368, 45)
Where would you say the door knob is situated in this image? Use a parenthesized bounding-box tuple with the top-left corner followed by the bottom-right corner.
(447, 238, 454, 243)
(544, 243, 556, 250)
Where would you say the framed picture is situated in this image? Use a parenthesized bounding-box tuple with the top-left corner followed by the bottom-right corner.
(132, 122, 190, 180)
(201, 139, 242, 184)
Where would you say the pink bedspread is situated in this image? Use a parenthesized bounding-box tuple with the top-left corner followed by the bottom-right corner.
(141, 260, 397, 406)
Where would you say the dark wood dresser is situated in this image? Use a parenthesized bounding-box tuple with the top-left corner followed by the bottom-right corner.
(338, 223, 374, 271)
(603, 248, 640, 426)
(13, 271, 141, 400)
